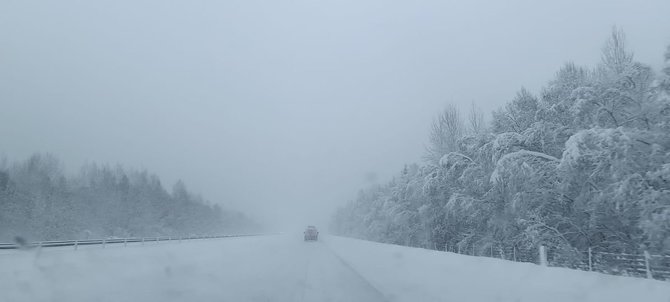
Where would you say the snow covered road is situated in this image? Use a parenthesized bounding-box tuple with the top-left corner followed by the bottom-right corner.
(2, 234, 670, 302)
(1, 234, 386, 302)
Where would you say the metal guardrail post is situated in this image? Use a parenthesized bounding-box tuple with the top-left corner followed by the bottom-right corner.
(124, 238, 128, 247)
(141, 237, 145, 245)
(102, 239, 106, 249)
(74, 240, 79, 250)
(539, 245, 548, 266)
(644, 251, 652, 279)
(588, 247, 593, 271)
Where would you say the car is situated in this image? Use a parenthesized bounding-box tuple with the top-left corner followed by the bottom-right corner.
(304, 226, 318, 241)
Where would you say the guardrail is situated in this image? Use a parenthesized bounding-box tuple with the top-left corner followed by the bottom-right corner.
(0, 234, 269, 250)
(442, 243, 670, 281)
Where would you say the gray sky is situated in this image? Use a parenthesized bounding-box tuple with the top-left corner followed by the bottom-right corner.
(1, 0, 669, 229)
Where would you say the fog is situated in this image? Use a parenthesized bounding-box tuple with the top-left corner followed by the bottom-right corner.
(1, 0, 669, 230)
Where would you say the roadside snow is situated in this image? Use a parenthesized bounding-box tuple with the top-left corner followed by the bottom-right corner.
(326, 236, 670, 302)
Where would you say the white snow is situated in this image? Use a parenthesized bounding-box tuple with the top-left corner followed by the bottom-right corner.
(0, 235, 384, 302)
(439, 152, 473, 167)
(2, 234, 669, 302)
(326, 236, 670, 302)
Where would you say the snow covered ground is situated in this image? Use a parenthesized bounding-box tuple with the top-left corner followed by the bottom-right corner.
(326, 236, 670, 302)
(2, 234, 669, 302)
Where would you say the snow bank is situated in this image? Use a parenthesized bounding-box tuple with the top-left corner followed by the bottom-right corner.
(326, 236, 670, 302)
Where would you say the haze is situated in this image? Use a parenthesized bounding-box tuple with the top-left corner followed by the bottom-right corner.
(1, 0, 669, 229)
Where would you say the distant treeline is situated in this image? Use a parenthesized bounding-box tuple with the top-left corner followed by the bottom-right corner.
(0, 154, 257, 241)
(331, 29, 670, 257)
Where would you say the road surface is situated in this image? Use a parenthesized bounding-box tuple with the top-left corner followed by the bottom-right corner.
(3, 234, 670, 302)
(1, 234, 386, 302)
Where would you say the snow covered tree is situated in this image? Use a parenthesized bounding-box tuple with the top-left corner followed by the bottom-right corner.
(538, 62, 591, 127)
(601, 27, 633, 74)
(559, 128, 669, 252)
(492, 88, 539, 134)
(425, 105, 465, 166)
(0, 154, 255, 241)
(580, 28, 655, 130)
(331, 30, 670, 261)
(468, 103, 486, 135)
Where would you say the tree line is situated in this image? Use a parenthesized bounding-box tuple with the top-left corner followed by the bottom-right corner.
(331, 29, 670, 259)
(0, 154, 257, 241)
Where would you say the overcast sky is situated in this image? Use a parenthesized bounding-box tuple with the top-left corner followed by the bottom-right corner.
(1, 0, 669, 229)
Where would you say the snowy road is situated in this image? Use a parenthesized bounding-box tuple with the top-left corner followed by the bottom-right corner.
(1, 234, 386, 302)
(3, 234, 670, 302)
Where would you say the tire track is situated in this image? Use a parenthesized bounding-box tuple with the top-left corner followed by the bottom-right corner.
(320, 239, 389, 302)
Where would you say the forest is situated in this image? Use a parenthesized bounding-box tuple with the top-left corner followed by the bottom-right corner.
(0, 154, 256, 241)
(331, 29, 670, 258)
